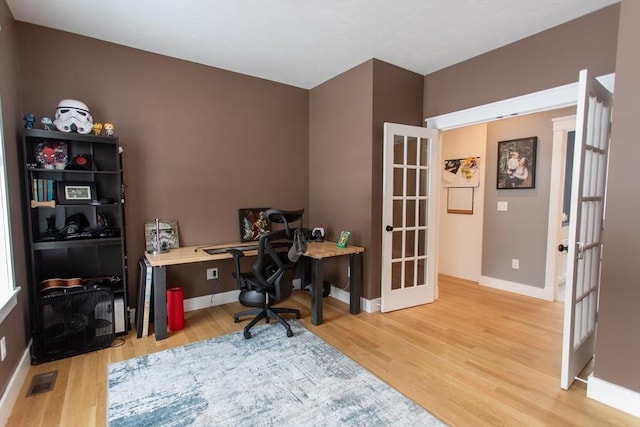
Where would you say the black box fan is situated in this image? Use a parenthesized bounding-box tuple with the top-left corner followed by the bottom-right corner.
(34, 287, 115, 362)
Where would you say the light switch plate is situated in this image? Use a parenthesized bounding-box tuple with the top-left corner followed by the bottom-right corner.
(497, 201, 508, 211)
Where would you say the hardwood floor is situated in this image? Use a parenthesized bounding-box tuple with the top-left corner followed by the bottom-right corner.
(7, 275, 639, 426)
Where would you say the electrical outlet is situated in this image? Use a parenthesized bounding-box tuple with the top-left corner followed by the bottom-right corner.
(512, 259, 519, 269)
(1, 336, 6, 361)
(206, 268, 218, 280)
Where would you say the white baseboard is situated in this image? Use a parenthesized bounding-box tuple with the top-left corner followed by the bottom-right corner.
(0, 342, 32, 427)
(142, 278, 374, 318)
(184, 290, 241, 312)
(184, 279, 302, 312)
(329, 285, 377, 313)
(587, 374, 640, 418)
(479, 276, 554, 301)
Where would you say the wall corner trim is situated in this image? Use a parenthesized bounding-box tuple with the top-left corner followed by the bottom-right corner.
(587, 374, 640, 418)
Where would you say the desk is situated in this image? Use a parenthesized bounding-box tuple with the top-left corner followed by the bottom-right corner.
(145, 240, 364, 340)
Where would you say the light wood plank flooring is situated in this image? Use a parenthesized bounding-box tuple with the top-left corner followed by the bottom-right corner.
(7, 275, 639, 426)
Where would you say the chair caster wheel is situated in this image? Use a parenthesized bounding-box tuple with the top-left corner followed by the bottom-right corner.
(286, 329, 293, 337)
(244, 330, 252, 339)
(295, 313, 301, 319)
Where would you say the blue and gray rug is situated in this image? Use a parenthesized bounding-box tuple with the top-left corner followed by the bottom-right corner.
(108, 321, 443, 426)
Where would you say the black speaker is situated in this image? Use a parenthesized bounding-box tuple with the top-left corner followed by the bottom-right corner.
(34, 287, 115, 362)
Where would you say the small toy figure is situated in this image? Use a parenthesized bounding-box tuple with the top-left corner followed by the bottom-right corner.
(103, 123, 114, 136)
(92, 123, 103, 135)
(24, 113, 35, 129)
(41, 117, 53, 130)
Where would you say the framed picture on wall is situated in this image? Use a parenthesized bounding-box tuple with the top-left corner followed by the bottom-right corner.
(238, 208, 271, 242)
(496, 137, 537, 189)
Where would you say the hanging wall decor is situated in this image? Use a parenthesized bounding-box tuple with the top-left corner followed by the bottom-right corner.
(443, 157, 480, 188)
(496, 137, 537, 189)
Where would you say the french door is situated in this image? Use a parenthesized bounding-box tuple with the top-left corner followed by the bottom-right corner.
(560, 69, 613, 389)
(381, 123, 439, 312)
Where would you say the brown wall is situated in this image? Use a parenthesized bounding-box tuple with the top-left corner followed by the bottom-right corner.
(594, 0, 640, 393)
(309, 59, 423, 299)
(15, 24, 309, 304)
(2, 0, 638, 404)
(0, 0, 29, 398)
(370, 61, 424, 297)
(309, 60, 374, 291)
(424, 4, 620, 117)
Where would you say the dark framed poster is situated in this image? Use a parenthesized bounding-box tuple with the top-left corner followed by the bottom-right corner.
(497, 137, 537, 189)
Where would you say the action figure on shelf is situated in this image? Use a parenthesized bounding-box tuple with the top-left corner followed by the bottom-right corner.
(24, 113, 35, 129)
(41, 117, 53, 130)
(92, 123, 103, 135)
(39, 215, 60, 241)
(104, 122, 114, 136)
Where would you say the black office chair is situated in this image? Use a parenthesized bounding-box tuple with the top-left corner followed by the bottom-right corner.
(228, 209, 304, 339)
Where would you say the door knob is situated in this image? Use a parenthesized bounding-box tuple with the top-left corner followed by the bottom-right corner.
(558, 244, 568, 253)
(385, 225, 393, 232)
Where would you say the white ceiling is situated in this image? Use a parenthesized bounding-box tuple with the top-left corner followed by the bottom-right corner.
(7, 0, 618, 89)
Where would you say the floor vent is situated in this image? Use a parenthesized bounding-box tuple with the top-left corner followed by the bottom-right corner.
(26, 370, 58, 397)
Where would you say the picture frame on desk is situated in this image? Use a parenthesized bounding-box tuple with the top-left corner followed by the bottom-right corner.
(238, 207, 271, 242)
(144, 220, 180, 253)
(56, 181, 97, 204)
(337, 231, 351, 248)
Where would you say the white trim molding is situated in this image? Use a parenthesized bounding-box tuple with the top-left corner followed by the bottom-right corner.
(184, 290, 241, 312)
(426, 73, 614, 131)
(329, 285, 378, 313)
(0, 341, 31, 426)
(480, 276, 554, 301)
(182, 286, 376, 315)
(0, 286, 21, 324)
(587, 374, 640, 418)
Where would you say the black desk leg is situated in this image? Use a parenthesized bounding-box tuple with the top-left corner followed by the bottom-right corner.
(153, 266, 168, 340)
(311, 258, 324, 325)
(349, 253, 362, 314)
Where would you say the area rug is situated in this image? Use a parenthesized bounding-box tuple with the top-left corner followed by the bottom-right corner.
(107, 321, 443, 426)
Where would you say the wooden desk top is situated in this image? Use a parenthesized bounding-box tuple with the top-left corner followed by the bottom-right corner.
(145, 240, 364, 267)
(303, 240, 365, 259)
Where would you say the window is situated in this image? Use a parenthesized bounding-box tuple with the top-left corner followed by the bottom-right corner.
(0, 98, 19, 323)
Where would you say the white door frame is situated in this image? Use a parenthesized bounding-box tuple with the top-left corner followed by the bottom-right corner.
(545, 115, 576, 302)
(425, 73, 614, 300)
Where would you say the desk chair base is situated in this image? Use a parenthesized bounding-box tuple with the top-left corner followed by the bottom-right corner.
(239, 306, 301, 339)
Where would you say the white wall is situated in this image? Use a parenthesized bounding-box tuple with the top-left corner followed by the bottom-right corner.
(438, 124, 487, 282)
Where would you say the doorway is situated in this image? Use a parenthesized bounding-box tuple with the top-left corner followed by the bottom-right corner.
(426, 74, 613, 301)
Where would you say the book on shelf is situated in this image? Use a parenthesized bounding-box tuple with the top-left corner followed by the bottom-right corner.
(31, 178, 56, 202)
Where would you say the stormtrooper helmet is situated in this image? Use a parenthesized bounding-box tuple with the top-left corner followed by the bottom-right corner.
(53, 99, 93, 134)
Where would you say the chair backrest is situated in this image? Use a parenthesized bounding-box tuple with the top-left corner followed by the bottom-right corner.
(252, 209, 304, 300)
